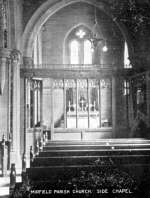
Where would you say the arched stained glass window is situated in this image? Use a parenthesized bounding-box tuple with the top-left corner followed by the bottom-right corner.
(33, 32, 42, 67)
(84, 40, 92, 64)
(70, 40, 79, 64)
(124, 42, 132, 68)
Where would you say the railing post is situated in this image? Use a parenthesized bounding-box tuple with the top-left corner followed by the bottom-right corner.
(1, 134, 7, 176)
(9, 163, 16, 196)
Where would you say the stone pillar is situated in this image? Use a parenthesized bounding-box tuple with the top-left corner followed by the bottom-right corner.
(0, 0, 7, 48)
(0, 1, 4, 48)
(10, 49, 21, 169)
(0, 48, 10, 94)
(0, 48, 11, 139)
(0, 57, 6, 94)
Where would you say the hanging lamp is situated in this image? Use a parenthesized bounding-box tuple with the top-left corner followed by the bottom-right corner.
(89, 6, 108, 52)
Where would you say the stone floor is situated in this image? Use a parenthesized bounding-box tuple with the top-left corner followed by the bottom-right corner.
(0, 170, 22, 198)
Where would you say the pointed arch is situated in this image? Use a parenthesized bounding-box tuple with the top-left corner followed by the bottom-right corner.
(124, 41, 132, 68)
(22, 0, 134, 61)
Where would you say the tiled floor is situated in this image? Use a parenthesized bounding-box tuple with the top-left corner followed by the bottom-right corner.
(0, 170, 22, 197)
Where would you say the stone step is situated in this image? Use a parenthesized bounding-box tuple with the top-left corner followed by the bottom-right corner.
(31, 154, 150, 167)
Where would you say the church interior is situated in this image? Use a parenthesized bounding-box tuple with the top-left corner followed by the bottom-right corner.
(0, 0, 150, 197)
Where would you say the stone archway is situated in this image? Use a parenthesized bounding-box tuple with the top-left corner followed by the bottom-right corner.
(21, 0, 135, 141)
(22, 0, 134, 61)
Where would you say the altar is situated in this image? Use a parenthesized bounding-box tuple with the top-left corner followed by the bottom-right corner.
(67, 110, 99, 128)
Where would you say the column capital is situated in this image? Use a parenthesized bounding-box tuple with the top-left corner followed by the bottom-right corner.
(10, 49, 21, 63)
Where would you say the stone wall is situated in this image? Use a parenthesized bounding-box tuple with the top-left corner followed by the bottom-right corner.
(42, 2, 123, 65)
(23, 0, 47, 29)
(22, 0, 150, 70)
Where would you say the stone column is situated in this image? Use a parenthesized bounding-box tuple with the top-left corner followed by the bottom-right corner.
(0, 0, 6, 48)
(10, 49, 21, 169)
(0, 48, 11, 139)
(0, 1, 3, 48)
(0, 57, 6, 94)
(0, 48, 10, 92)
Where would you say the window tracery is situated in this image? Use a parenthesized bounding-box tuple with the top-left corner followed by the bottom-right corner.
(69, 27, 93, 65)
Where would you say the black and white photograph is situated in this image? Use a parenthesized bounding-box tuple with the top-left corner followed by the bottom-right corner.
(0, 0, 150, 197)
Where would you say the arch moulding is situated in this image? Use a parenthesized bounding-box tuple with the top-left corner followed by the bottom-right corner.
(22, 0, 134, 59)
